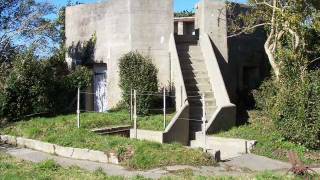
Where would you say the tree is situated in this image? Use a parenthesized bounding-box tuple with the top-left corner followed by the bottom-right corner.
(0, 0, 57, 56)
(227, 0, 320, 80)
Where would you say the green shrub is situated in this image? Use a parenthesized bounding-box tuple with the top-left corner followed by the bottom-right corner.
(272, 71, 320, 149)
(119, 51, 158, 115)
(255, 71, 320, 149)
(1, 49, 92, 121)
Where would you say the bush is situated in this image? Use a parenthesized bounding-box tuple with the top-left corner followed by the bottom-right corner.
(119, 51, 158, 115)
(272, 71, 320, 149)
(254, 72, 320, 149)
(1, 49, 92, 121)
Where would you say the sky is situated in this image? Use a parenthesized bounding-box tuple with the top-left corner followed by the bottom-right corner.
(48, 0, 247, 11)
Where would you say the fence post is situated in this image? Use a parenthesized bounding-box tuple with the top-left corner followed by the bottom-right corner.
(202, 93, 206, 152)
(77, 86, 80, 128)
(130, 88, 133, 121)
(163, 88, 166, 129)
(133, 90, 137, 139)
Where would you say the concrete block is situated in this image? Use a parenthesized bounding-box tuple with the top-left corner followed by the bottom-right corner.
(71, 148, 91, 160)
(54, 145, 74, 158)
(16, 137, 32, 148)
(16, 138, 55, 154)
(32, 140, 55, 154)
(0, 135, 17, 145)
(108, 152, 119, 164)
(87, 150, 109, 163)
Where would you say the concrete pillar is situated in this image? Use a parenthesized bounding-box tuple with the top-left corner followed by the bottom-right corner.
(178, 21, 184, 35)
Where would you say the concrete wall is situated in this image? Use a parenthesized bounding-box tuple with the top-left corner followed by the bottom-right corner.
(66, 0, 173, 108)
(196, 0, 228, 63)
(196, 1, 236, 133)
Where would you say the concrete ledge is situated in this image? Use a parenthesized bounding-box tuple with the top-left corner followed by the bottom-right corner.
(0, 135, 119, 164)
(130, 129, 164, 143)
(191, 132, 257, 160)
(0, 135, 17, 145)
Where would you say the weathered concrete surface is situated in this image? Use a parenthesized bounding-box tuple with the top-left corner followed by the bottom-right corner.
(66, 0, 174, 109)
(0, 144, 257, 179)
(191, 133, 256, 160)
(130, 129, 164, 143)
(1, 135, 119, 164)
(224, 154, 291, 172)
(1, 144, 302, 179)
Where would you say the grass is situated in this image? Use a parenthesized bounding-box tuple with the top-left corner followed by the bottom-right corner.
(1, 111, 212, 170)
(0, 152, 316, 180)
(217, 110, 320, 165)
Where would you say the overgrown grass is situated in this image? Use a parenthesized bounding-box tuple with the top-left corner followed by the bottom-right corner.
(1, 111, 212, 170)
(217, 111, 320, 165)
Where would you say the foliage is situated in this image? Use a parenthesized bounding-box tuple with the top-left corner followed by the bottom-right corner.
(0, 0, 57, 58)
(218, 111, 320, 165)
(0, 49, 92, 121)
(119, 52, 158, 115)
(67, 33, 97, 66)
(228, 0, 320, 150)
(2, 111, 214, 170)
(174, 10, 195, 17)
(271, 71, 320, 149)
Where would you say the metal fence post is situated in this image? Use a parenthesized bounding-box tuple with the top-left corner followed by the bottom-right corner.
(77, 86, 80, 128)
(202, 93, 206, 152)
(133, 90, 137, 139)
(130, 88, 133, 121)
(163, 88, 166, 129)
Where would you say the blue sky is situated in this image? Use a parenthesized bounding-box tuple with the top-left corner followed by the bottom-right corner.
(48, 0, 247, 11)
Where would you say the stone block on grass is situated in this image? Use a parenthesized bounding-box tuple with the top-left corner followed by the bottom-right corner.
(87, 150, 109, 163)
(108, 152, 119, 164)
(0, 135, 17, 145)
(54, 145, 74, 158)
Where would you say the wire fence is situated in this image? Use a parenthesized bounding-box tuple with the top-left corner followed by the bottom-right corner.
(75, 87, 209, 148)
(75, 87, 177, 131)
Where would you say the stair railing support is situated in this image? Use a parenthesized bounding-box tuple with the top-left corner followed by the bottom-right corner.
(134, 90, 137, 139)
(202, 93, 207, 152)
(77, 86, 80, 129)
(163, 87, 166, 129)
(130, 88, 133, 121)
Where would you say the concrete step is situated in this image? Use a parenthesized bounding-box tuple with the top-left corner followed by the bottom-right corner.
(182, 69, 208, 76)
(177, 45, 201, 52)
(180, 62, 206, 71)
(185, 83, 212, 92)
(188, 98, 216, 106)
(178, 51, 203, 58)
(191, 132, 257, 160)
(187, 91, 215, 99)
(184, 77, 210, 85)
(189, 106, 217, 116)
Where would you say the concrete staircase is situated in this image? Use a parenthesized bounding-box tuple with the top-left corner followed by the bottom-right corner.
(176, 35, 217, 140)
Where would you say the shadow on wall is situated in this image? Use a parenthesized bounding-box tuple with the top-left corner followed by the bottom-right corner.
(67, 35, 96, 66)
(228, 29, 270, 126)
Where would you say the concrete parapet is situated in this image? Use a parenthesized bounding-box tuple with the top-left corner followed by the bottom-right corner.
(130, 129, 164, 143)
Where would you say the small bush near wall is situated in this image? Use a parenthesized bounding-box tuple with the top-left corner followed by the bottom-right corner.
(119, 51, 158, 115)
